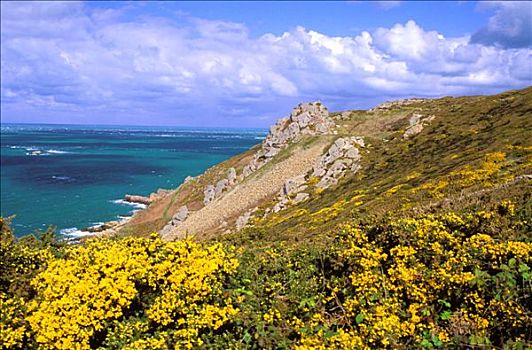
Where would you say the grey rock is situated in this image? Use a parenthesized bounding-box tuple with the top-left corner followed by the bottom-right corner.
(293, 111, 312, 128)
(227, 168, 237, 185)
(409, 113, 423, 127)
(403, 123, 424, 139)
(242, 165, 253, 177)
(293, 192, 310, 203)
(345, 147, 360, 159)
(215, 179, 229, 197)
(287, 122, 301, 139)
(204, 185, 216, 205)
(272, 201, 286, 213)
(236, 211, 252, 231)
(403, 114, 436, 139)
(282, 175, 307, 196)
(160, 224, 173, 237)
(264, 147, 281, 158)
(172, 206, 188, 223)
(315, 122, 330, 134)
(317, 176, 338, 189)
(334, 138, 347, 150)
(351, 136, 365, 148)
(327, 159, 349, 177)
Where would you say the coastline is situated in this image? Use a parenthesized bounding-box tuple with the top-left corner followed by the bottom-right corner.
(60, 199, 147, 238)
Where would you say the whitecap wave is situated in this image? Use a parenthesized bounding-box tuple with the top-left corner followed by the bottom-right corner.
(52, 175, 72, 181)
(11, 145, 72, 156)
(117, 215, 132, 223)
(111, 199, 147, 210)
(60, 227, 96, 237)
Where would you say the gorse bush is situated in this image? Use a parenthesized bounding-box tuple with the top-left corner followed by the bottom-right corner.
(1, 204, 530, 349)
(1, 230, 239, 350)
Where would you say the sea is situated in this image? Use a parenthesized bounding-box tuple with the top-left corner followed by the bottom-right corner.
(0, 123, 266, 238)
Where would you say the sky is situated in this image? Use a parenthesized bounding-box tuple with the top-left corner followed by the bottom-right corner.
(1, 1, 531, 127)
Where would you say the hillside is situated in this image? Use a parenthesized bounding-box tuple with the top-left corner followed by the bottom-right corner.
(114, 87, 531, 244)
(1, 87, 531, 349)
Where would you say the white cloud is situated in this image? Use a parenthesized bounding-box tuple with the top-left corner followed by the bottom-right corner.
(1, 1, 530, 127)
(471, 1, 532, 48)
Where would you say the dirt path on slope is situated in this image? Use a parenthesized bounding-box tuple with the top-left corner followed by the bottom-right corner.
(162, 140, 328, 241)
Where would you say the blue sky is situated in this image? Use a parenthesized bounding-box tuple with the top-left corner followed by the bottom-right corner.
(1, 1, 531, 127)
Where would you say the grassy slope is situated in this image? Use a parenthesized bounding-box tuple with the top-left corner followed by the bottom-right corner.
(226, 87, 531, 246)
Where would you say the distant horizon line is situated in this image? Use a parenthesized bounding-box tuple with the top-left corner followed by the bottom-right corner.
(0, 121, 268, 131)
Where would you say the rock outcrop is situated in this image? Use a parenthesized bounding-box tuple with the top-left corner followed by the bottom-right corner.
(203, 167, 237, 205)
(369, 98, 427, 112)
(242, 102, 334, 178)
(160, 205, 188, 236)
(124, 194, 151, 205)
(236, 210, 253, 231)
(312, 137, 363, 189)
(403, 113, 435, 139)
(267, 136, 364, 214)
(271, 175, 311, 213)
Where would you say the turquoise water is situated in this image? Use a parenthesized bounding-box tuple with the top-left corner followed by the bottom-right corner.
(1, 124, 265, 237)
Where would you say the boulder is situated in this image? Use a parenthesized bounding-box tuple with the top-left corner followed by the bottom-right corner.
(203, 185, 216, 205)
(242, 101, 335, 179)
(272, 201, 287, 213)
(160, 224, 173, 237)
(172, 206, 188, 223)
(404, 123, 424, 138)
(281, 175, 307, 196)
(409, 113, 423, 126)
(287, 122, 301, 139)
(227, 168, 237, 185)
(403, 114, 436, 139)
(326, 159, 349, 178)
(317, 176, 338, 189)
(293, 111, 312, 128)
(345, 147, 360, 159)
(264, 147, 281, 158)
(215, 179, 229, 197)
(293, 192, 310, 203)
(351, 136, 365, 148)
(236, 211, 252, 231)
(334, 138, 347, 150)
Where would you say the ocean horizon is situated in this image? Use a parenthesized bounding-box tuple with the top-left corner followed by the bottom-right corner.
(1, 123, 266, 237)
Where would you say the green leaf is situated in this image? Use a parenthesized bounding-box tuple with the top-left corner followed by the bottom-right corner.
(438, 299, 451, 308)
(243, 332, 252, 343)
(518, 263, 530, 273)
(355, 312, 365, 324)
(325, 330, 338, 338)
(522, 272, 530, 281)
(440, 310, 452, 320)
(420, 339, 434, 349)
(432, 335, 443, 347)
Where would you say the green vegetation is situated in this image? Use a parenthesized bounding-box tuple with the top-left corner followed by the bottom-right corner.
(1, 88, 531, 349)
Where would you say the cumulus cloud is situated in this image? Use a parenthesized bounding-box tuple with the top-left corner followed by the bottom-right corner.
(471, 1, 532, 48)
(1, 1, 531, 126)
